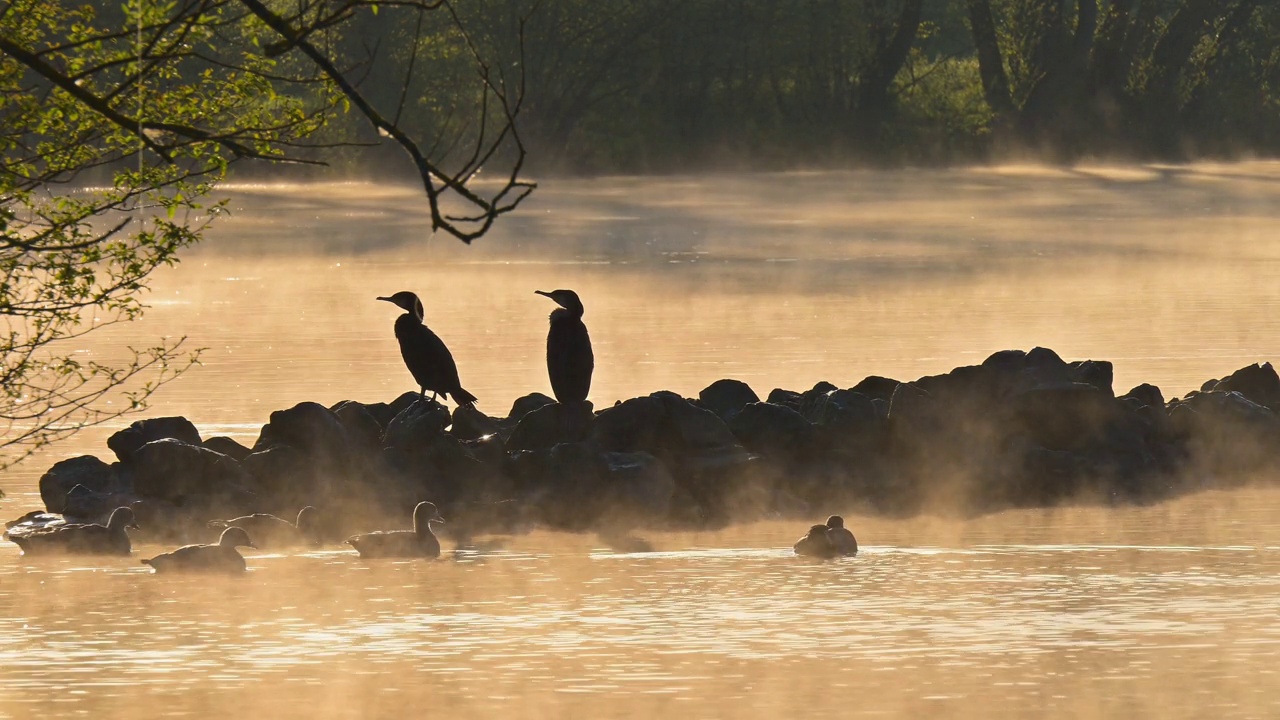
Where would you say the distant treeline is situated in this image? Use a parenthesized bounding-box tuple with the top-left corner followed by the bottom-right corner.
(314, 0, 1279, 174)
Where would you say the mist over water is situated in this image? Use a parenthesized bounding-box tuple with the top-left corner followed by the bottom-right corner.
(3, 163, 1280, 718)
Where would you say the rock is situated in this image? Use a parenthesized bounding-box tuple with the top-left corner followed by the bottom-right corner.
(600, 451, 677, 526)
(1213, 362, 1280, 410)
(506, 441, 609, 530)
(1168, 390, 1280, 474)
(202, 436, 252, 461)
(698, 379, 760, 422)
(38, 456, 121, 514)
(506, 401, 594, 452)
(107, 417, 201, 464)
(62, 484, 132, 521)
(383, 399, 452, 450)
(131, 439, 255, 511)
(1200, 378, 1219, 393)
(1013, 383, 1123, 453)
(1121, 383, 1164, 408)
(798, 381, 839, 422)
(728, 402, 816, 463)
(331, 401, 385, 453)
(849, 375, 901, 402)
(765, 388, 803, 411)
(507, 393, 557, 424)
(254, 401, 351, 457)
(239, 444, 313, 510)
(452, 404, 503, 441)
(1069, 360, 1114, 395)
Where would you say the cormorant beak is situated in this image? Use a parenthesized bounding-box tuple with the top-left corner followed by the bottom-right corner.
(247, 541, 258, 549)
(127, 523, 140, 530)
(431, 514, 446, 524)
(376, 295, 393, 303)
(534, 290, 551, 298)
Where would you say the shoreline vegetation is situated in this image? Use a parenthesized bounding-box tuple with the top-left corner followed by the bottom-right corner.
(12, 347, 1280, 549)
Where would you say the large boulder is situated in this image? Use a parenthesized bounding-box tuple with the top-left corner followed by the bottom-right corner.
(38, 455, 122, 514)
(383, 399, 452, 451)
(130, 439, 255, 512)
(201, 436, 252, 462)
(728, 402, 816, 464)
(107, 416, 201, 464)
(507, 393, 557, 425)
(505, 401, 593, 452)
(1168, 390, 1280, 475)
(451, 404, 503, 441)
(698, 379, 760, 422)
(1212, 363, 1280, 411)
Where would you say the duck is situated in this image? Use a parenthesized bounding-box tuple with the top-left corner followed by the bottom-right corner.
(141, 526, 257, 573)
(208, 506, 320, 548)
(346, 501, 445, 559)
(825, 515, 858, 555)
(793, 524, 839, 559)
(4, 506, 138, 556)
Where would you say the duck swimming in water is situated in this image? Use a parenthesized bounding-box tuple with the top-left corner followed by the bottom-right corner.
(793, 524, 839, 559)
(141, 526, 257, 573)
(208, 506, 320, 548)
(4, 506, 138, 556)
(346, 501, 445, 559)
(825, 515, 858, 555)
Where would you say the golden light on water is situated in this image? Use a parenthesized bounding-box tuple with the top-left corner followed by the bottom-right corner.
(3, 163, 1280, 718)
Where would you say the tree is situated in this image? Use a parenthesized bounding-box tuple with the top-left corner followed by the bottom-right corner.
(0, 0, 534, 467)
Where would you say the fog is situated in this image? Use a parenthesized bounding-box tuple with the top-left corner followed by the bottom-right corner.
(3, 163, 1280, 718)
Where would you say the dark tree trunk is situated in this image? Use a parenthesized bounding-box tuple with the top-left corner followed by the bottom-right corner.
(854, 0, 925, 124)
(965, 0, 1014, 119)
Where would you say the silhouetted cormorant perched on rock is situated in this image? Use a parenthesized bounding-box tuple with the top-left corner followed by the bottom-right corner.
(346, 501, 445, 559)
(141, 526, 257, 573)
(535, 289, 593, 404)
(377, 291, 477, 406)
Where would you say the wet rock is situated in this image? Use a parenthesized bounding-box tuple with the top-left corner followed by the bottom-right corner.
(239, 444, 313, 510)
(1200, 378, 1219, 393)
(383, 399, 452, 451)
(1168, 390, 1280, 474)
(506, 441, 608, 530)
(765, 388, 803, 411)
(798, 381, 839, 422)
(698, 379, 760, 422)
(849, 375, 901, 402)
(1212, 362, 1280, 411)
(39, 456, 121, 514)
(506, 401, 594, 452)
(1069, 360, 1114, 396)
(507, 393, 557, 425)
(62, 484, 132, 522)
(254, 401, 351, 457)
(728, 402, 816, 463)
(331, 400, 385, 454)
(1121, 383, 1165, 409)
(1013, 383, 1124, 453)
(131, 439, 255, 511)
(108, 416, 201, 464)
(202, 436, 252, 462)
(600, 451, 677, 526)
(451, 404, 504, 442)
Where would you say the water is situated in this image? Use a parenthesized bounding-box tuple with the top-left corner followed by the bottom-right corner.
(3, 162, 1280, 718)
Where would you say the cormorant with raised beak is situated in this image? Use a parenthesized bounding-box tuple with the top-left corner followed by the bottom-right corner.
(535, 289, 593, 405)
(377, 291, 477, 406)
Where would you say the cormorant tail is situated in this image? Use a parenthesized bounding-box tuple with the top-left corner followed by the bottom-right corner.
(454, 387, 478, 407)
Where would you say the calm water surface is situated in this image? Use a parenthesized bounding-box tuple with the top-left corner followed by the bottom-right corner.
(3, 163, 1280, 718)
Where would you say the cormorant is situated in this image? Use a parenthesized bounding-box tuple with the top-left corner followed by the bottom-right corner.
(377, 291, 477, 406)
(793, 524, 839, 559)
(535, 289, 593, 404)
